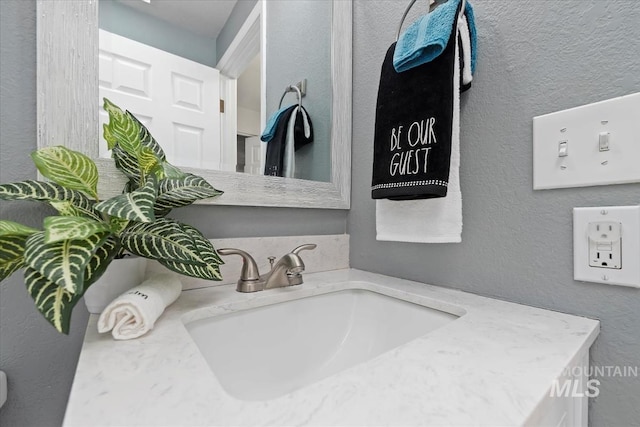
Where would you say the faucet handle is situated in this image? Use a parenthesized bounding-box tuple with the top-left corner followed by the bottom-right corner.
(291, 243, 317, 255)
(218, 248, 260, 281)
(218, 248, 264, 293)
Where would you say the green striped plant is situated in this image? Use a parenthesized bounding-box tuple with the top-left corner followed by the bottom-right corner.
(0, 98, 224, 334)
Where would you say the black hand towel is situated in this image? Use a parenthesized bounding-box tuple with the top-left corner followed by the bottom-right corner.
(371, 9, 460, 200)
(264, 105, 296, 177)
(264, 106, 314, 177)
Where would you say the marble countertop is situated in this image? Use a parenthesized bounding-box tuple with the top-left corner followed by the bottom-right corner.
(63, 269, 599, 426)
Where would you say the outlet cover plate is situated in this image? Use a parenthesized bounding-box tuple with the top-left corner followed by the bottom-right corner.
(573, 205, 640, 288)
(533, 92, 640, 190)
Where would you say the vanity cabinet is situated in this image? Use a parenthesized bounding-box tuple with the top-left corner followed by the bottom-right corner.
(526, 352, 590, 427)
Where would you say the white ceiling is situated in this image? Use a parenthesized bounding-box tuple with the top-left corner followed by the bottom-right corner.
(116, 0, 238, 39)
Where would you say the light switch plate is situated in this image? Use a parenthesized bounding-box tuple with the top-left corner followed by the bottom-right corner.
(573, 205, 640, 288)
(533, 92, 640, 190)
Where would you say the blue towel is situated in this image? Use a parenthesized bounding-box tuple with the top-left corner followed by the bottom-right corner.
(261, 106, 291, 142)
(394, 0, 477, 73)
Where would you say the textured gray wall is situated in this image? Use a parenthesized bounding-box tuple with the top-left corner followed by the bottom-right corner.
(265, 0, 333, 182)
(350, 1, 640, 426)
(0, 1, 346, 426)
(99, 0, 217, 67)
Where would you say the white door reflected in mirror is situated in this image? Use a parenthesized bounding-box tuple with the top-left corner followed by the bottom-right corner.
(99, 29, 222, 170)
(243, 136, 263, 175)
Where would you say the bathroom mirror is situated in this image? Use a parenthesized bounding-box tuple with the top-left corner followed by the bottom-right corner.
(37, 0, 351, 209)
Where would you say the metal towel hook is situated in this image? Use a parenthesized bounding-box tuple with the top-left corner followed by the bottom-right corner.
(396, 0, 460, 41)
(278, 85, 302, 109)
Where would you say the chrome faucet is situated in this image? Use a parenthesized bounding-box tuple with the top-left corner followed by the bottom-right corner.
(218, 244, 317, 293)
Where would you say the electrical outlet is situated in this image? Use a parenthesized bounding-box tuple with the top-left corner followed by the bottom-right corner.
(573, 206, 640, 288)
(587, 222, 621, 269)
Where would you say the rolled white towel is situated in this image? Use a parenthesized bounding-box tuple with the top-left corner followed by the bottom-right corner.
(97, 274, 182, 340)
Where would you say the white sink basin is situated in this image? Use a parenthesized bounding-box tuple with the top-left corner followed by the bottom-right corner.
(185, 288, 459, 401)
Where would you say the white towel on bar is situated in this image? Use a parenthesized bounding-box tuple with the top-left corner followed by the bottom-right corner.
(459, 14, 473, 87)
(283, 106, 298, 178)
(376, 31, 463, 243)
(282, 106, 312, 178)
(97, 274, 182, 340)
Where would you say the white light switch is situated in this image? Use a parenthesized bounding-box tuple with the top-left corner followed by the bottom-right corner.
(558, 140, 568, 157)
(573, 205, 640, 288)
(598, 132, 610, 152)
(533, 92, 640, 190)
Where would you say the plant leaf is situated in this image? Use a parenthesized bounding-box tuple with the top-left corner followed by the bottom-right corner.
(104, 99, 168, 184)
(103, 98, 141, 158)
(31, 146, 99, 199)
(153, 207, 173, 219)
(94, 174, 157, 222)
(0, 235, 29, 281)
(122, 179, 139, 194)
(0, 222, 40, 281)
(139, 147, 160, 177)
(129, 112, 166, 161)
(83, 236, 119, 289)
(155, 174, 223, 211)
(103, 123, 117, 150)
(48, 200, 100, 220)
(112, 146, 142, 186)
(159, 259, 223, 281)
(119, 218, 208, 263)
(161, 162, 185, 179)
(24, 267, 81, 334)
(181, 223, 223, 265)
(24, 231, 109, 294)
(0, 220, 39, 237)
(44, 216, 111, 244)
(0, 180, 101, 221)
(157, 223, 222, 280)
(24, 236, 119, 334)
(109, 216, 130, 234)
